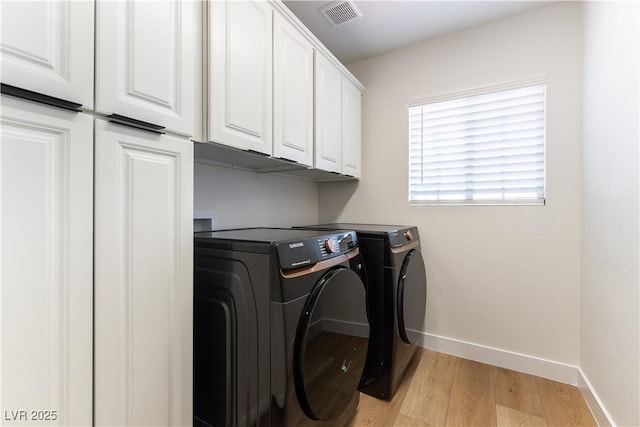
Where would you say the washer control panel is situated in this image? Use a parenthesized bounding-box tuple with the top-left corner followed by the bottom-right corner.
(318, 232, 356, 257)
(277, 231, 358, 270)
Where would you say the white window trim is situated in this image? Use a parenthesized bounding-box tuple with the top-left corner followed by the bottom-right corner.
(408, 76, 548, 207)
(409, 75, 548, 108)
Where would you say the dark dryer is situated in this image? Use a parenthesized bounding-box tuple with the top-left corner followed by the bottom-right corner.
(194, 228, 369, 426)
(295, 223, 427, 400)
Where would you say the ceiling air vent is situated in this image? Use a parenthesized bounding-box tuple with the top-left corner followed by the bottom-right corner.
(319, 0, 362, 27)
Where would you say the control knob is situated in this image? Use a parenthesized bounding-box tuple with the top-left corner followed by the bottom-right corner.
(404, 230, 413, 241)
(324, 238, 338, 254)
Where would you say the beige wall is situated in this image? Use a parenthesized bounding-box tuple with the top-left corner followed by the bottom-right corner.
(581, 2, 640, 425)
(319, 2, 584, 365)
(194, 162, 319, 229)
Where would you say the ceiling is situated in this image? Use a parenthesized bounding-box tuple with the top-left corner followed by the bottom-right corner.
(283, 0, 552, 64)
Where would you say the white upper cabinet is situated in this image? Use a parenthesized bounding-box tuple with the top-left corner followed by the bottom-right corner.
(0, 96, 93, 426)
(94, 120, 193, 427)
(314, 53, 343, 173)
(95, 0, 196, 136)
(199, 0, 363, 179)
(209, 0, 273, 154)
(342, 78, 362, 178)
(314, 52, 363, 177)
(273, 12, 314, 166)
(0, 1, 94, 107)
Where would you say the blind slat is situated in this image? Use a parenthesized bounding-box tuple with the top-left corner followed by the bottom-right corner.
(410, 184, 544, 196)
(410, 137, 544, 154)
(409, 163, 545, 179)
(418, 100, 544, 128)
(409, 83, 546, 204)
(410, 169, 545, 182)
(416, 149, 543, 165)
(418, 125, 544, 144)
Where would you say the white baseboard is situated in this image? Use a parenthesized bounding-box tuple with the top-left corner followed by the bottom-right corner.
(578, 369, 615, 427)
(415, 331, 579, 385)
(415, 331, 615, 426)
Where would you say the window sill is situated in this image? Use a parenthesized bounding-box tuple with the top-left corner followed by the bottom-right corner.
(409, 199, 546, 207)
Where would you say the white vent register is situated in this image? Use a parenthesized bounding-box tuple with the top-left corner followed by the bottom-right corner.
(319, 0, 362, 27)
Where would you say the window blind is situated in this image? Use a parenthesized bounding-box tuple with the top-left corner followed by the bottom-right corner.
(408, 84, 546, 205)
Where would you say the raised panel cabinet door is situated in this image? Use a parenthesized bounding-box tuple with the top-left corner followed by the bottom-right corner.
(341, 78, 362, 178)
(209, 0, 273, 154)
(94, 121, 193, 427)
(0, 96, 93, 426)
(95, 0, 196, 136)
(314, 53, 342, 173)
(273, 12, 313, 166)
(0, 1, 94, 107)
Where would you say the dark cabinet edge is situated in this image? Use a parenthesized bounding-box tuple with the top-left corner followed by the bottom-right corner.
(1, 83, 82, 112)
(107, 114, 166, 134)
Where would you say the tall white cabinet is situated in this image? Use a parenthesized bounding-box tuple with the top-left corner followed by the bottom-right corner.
(94, 121, 193, 427)
(1, 1, 195, 426)
(0, 96, 94, 426)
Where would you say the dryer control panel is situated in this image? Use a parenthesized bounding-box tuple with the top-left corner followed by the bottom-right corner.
(387, 226, 420, 248)
(277, 231, 358, 270)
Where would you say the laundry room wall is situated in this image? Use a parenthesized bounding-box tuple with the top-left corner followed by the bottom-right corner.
(581, 2, 639, 425)
(319, 2, 583, 372)
(194, 162, 319, 229)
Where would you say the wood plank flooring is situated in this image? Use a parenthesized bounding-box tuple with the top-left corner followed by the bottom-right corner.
(347, 348, 597, 427)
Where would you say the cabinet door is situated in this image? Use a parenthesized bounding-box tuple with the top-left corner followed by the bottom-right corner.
(273, 12, 313, 166)
(95, 0, 196, 136)
(0, 96, 93, 426)
(94, 121, 193, 426)
(341, 78, 362, 178)
(0, 1, 94, 107)
(315, 54, 342, 173)
(209, 0, 273, 154)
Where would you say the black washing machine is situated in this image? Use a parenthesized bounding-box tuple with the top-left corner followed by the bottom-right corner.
(194, 228, 369, 427)
(295, 223, 427, 400)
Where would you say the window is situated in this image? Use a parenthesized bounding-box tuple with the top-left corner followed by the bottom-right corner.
(408, 82, 546, 205)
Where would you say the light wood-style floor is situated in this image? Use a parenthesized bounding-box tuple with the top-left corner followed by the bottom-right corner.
(346, 348, 597, 427)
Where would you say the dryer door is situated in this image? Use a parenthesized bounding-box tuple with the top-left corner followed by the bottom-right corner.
(397, 249, 427, 344)
(293, 267, 368, 421)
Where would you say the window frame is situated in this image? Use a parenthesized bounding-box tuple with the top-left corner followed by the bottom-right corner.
(408, 77, 548, 207)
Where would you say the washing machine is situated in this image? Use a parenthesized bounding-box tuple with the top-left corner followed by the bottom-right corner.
(295, 223, 427, 400)
(194, 228, 369, 427)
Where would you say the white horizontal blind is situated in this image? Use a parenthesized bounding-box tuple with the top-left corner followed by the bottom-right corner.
(409, 84, 546, 205)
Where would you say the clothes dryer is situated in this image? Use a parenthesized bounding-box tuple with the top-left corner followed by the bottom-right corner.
(194, 228, 369, 426)
(294, 224, 427, 400)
